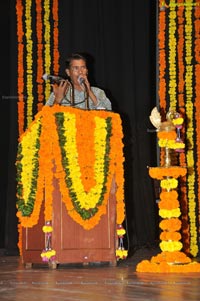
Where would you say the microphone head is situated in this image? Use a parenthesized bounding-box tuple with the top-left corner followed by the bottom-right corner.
(42, 73, 49, 81)
(42, 73, 66, 84)
(78, 76, 85, 85)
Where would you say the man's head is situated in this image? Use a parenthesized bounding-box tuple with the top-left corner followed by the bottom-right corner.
(65, 53, 87, 69)
(65, 53, 88, 85)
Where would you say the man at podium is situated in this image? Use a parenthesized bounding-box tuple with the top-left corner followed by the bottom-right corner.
(45, 53, 112, 111)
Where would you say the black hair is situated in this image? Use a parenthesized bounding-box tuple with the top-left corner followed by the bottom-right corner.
(65, 53, 87, 69)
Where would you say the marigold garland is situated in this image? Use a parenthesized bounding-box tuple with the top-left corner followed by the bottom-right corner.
(168, 0, 177, 111)
(159, 218, 182, 232)
(137, 59, 200, 272)
(160, 231, 181, 241)
(43, 0, 51, 102)
(151, 251, 191, 264)
(25, 0, 34, 128)
(158, 139, 185, 149)
(16, 106, 126, 261)
(160, 178, 178, 190)
(160, 241, 183, 252)
(16, 0, 25, 136)
(36, 0, 44, 112)
(137, 260, 200, 273)
(158, 0, 167, 167)
(149, 166, 187, 179)
(16, 0, 60, 129)
(75, 113, 96, 191)
(194, 1, 200, 255)
(156, 0, 200, 257)
(16, 106, 126, 234)
(159, 208, 181, 219)
(158, 0, 167, 113)
(157, 130, 177, 140)
(41, 249, 56, 262)
(176, 0, 189, 254)
(177, 0, 185, 109)
(16, 118, 42, 217)
(55, 112, 112, 219)
(52, 0, 60, 76)
(184, 1, 198, 257)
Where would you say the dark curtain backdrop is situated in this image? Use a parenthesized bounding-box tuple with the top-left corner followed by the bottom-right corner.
(0, 0, 158, 255)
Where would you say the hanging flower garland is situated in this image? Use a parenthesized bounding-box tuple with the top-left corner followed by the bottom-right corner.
(16, 0, 25, 136)
(16, 106, 126, 259)
(17, 121, 41, 209)
(168, 0, 177, 111)
(43, 0, 51, 102)
(55, 111, 112, 221)
(177, 0, 185, 110)
(16, 0, 60, 127)
(25, 0, 34, 128)
(16, 115, 44, 227)
(194, 1, 200, 245)
(158, 0, 167, 166)
(176, 0, 189, 252)
(36, 0, 44, 112)
(16, 106, 124, 229)
(52, 0, 60, 76)
(158, 0, 167, 112)
(184, 1, 198, 257)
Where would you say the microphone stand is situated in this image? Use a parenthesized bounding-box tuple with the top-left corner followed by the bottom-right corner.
(83, 83, 89, 110)
(71, 84, 75, 106)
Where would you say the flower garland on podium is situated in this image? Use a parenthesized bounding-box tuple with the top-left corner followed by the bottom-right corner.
(16, 105, 127, 261)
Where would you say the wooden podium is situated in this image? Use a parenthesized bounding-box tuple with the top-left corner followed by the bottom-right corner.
(22, 176, 117, 268)
(17, 106, 125, 268)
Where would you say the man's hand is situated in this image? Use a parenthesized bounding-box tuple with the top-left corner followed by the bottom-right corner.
(52, 80, 70, 104)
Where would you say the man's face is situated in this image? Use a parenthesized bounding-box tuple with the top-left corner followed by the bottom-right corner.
(66, 59, 88, 85)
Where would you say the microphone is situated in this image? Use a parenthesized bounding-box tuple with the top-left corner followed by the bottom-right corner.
(78, 76, 85, 85)
(42, 73, 64, 83)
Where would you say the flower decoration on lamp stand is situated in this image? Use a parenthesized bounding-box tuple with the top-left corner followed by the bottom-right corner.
(136, 107, 200, 272)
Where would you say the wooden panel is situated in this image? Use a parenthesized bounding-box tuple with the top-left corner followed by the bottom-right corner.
(52, 176, 117, 264)
(22, 202, 45, 263)
(22, 176, 117, 266)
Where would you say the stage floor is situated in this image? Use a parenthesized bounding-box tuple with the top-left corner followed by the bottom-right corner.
(0, 247, 200, 301)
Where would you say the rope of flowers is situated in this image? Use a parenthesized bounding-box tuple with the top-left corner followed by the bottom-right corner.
(25, 0, 34, 128)
(158, 0, 167, 112)
(52, 0, 60, 79)
(176, 0, 190, 255)
(16, 106, 126, 260)
(36, 0, 44, 112)
(177, 0, 185, 111)
(184, 1, 198, 257)
(158, 0, 167, 166)
(16, 0, 59, 128)
(16, 114, 44, 227)
(168, 0, 177, 111)
(43, 0, 51, 102)
(16, 0, 25, 136)
(194, 1, 200, 249)
(55, 111, 112, 223)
